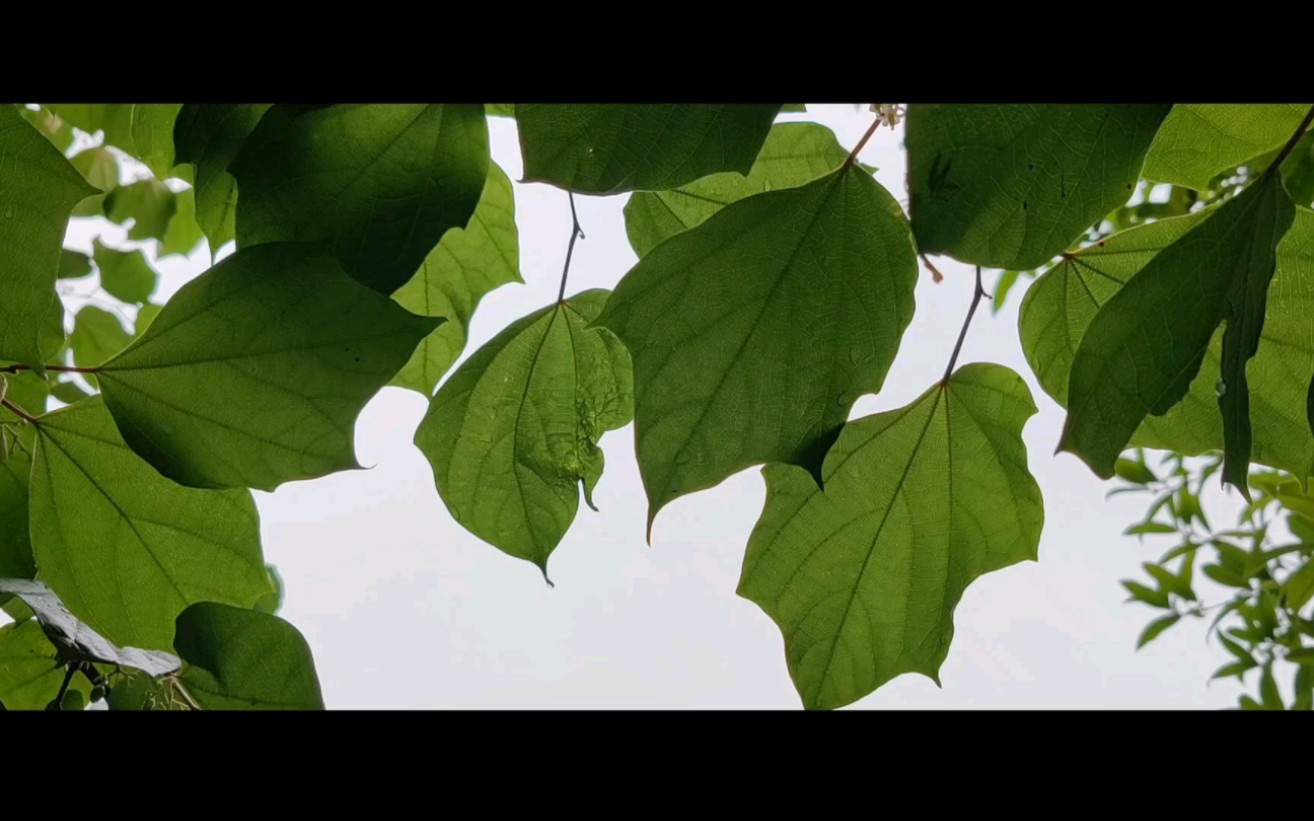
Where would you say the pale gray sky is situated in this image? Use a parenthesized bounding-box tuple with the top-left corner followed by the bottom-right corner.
(16, 104, 1251, 709)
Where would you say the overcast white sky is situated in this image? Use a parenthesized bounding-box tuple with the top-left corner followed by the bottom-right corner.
(24, 104, 1256, 709)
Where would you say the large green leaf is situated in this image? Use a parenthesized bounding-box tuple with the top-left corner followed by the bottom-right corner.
(596, 165, 917, 531)
(96, 242, 440, 491)
(739, 364, 1043, 710)
(0, 106, 96, 368)
(391, 161, 522, 395)
(173, 602, 323, 710)
(29, 397, 269, 650)
(93, 239, 157, 304)
(906, 104, 1171, 269)
(517, 104, 781, 195)
(623, 121, 849, 257)
(230, 104, 489, 294)
(414, 290, 632, 576)
(173, 104, 273, 253)
(1058, 171, 1296, 493)
(1143, 105, 1311, 191)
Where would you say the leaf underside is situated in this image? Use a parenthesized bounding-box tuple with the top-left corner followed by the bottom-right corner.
(414, 290, 632, 575)
(597, 165, 918, 532)
(738, 364, 1043, 710)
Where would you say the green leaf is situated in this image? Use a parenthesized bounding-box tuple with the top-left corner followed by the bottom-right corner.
(1260, 662, 1284, 709)
(254, 564, 283, 615)
(173, 104, 273, 253)
(1288, 648, 1314, 665)
(230, 104, 489, 294)
(0, 621, 88, 711)
(1286, 561, 1314, 610)
(69, 305, 131, 389)
(1203, 564, 1248, 589)
(1, 444, 36, 582)
(1136, 613, 1182, 649)
(597, 166, 917, 531)
(391, 161, 522, 395)
(486, 104, 515, 118)
(104, 177, 177, 242)
(517, 104, 781, 195)
(1212, 658, 1258, 680)
(57, 249, 93, 280)
(28, 397, 269, 650)
(92, 239, 156, 304)
(174, 602, 323, 710)
(1021, 207, 1314, 483)
(1122, 580, 1171, 609)
(414, 290, 632, 575)
(97, 242, 440, 490)
(1114, 457, 1158, 485)
(623, 121, 849, 257)
(1058, 171, 1297, 494)
(905, 104, 1170, 269)
(19, 105, 74, 153)
(1143, 104, 1312, 191)
(1293, 664, 1313, 710)
(48, 104, 181, 178)
(158, 184, 205, 259)
(0, 106, 97, 369)
(69, 146, 119, 196)
(738, 364, 1043, 710)
(1125, 522, 1177, 536)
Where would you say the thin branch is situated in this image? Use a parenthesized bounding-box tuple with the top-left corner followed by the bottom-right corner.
(943, 266, 988, 383)
(1270, 104, 1314, 170)
(1, 397, 38, 424)
(557, 192, 585, 304)
(840, 115, 883, 173)
(0, 363, 100, 375)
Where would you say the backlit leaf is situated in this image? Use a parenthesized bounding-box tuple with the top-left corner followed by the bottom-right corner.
(1058, 172, 1296, 493)
(738, 364, 1043, 710)
(0, 106, 96, 368)
(230, 104, 489, 294)
(98, 242, 441, 490)
(29, 397, 269, 650)
(414, 290, 631, 575)
(597, 165, 917, 531)
(1144, 104, 1311, 191)
(391, 161, 521, 395)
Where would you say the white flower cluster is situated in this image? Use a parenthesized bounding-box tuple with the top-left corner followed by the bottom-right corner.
(868, 104, 906, 128)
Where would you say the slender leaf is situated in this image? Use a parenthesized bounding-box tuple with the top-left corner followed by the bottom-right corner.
(1058, 172, 1297, 493)
(1136, 613, 1182, 649)
(1022, 207, 1314, 483)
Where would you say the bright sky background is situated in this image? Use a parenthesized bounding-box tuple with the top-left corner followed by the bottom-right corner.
(14, 104, 1257, 709)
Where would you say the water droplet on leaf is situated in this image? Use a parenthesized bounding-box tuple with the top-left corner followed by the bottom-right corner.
(836, 391, 854, 406)
(1216, 379, 1226, 397)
